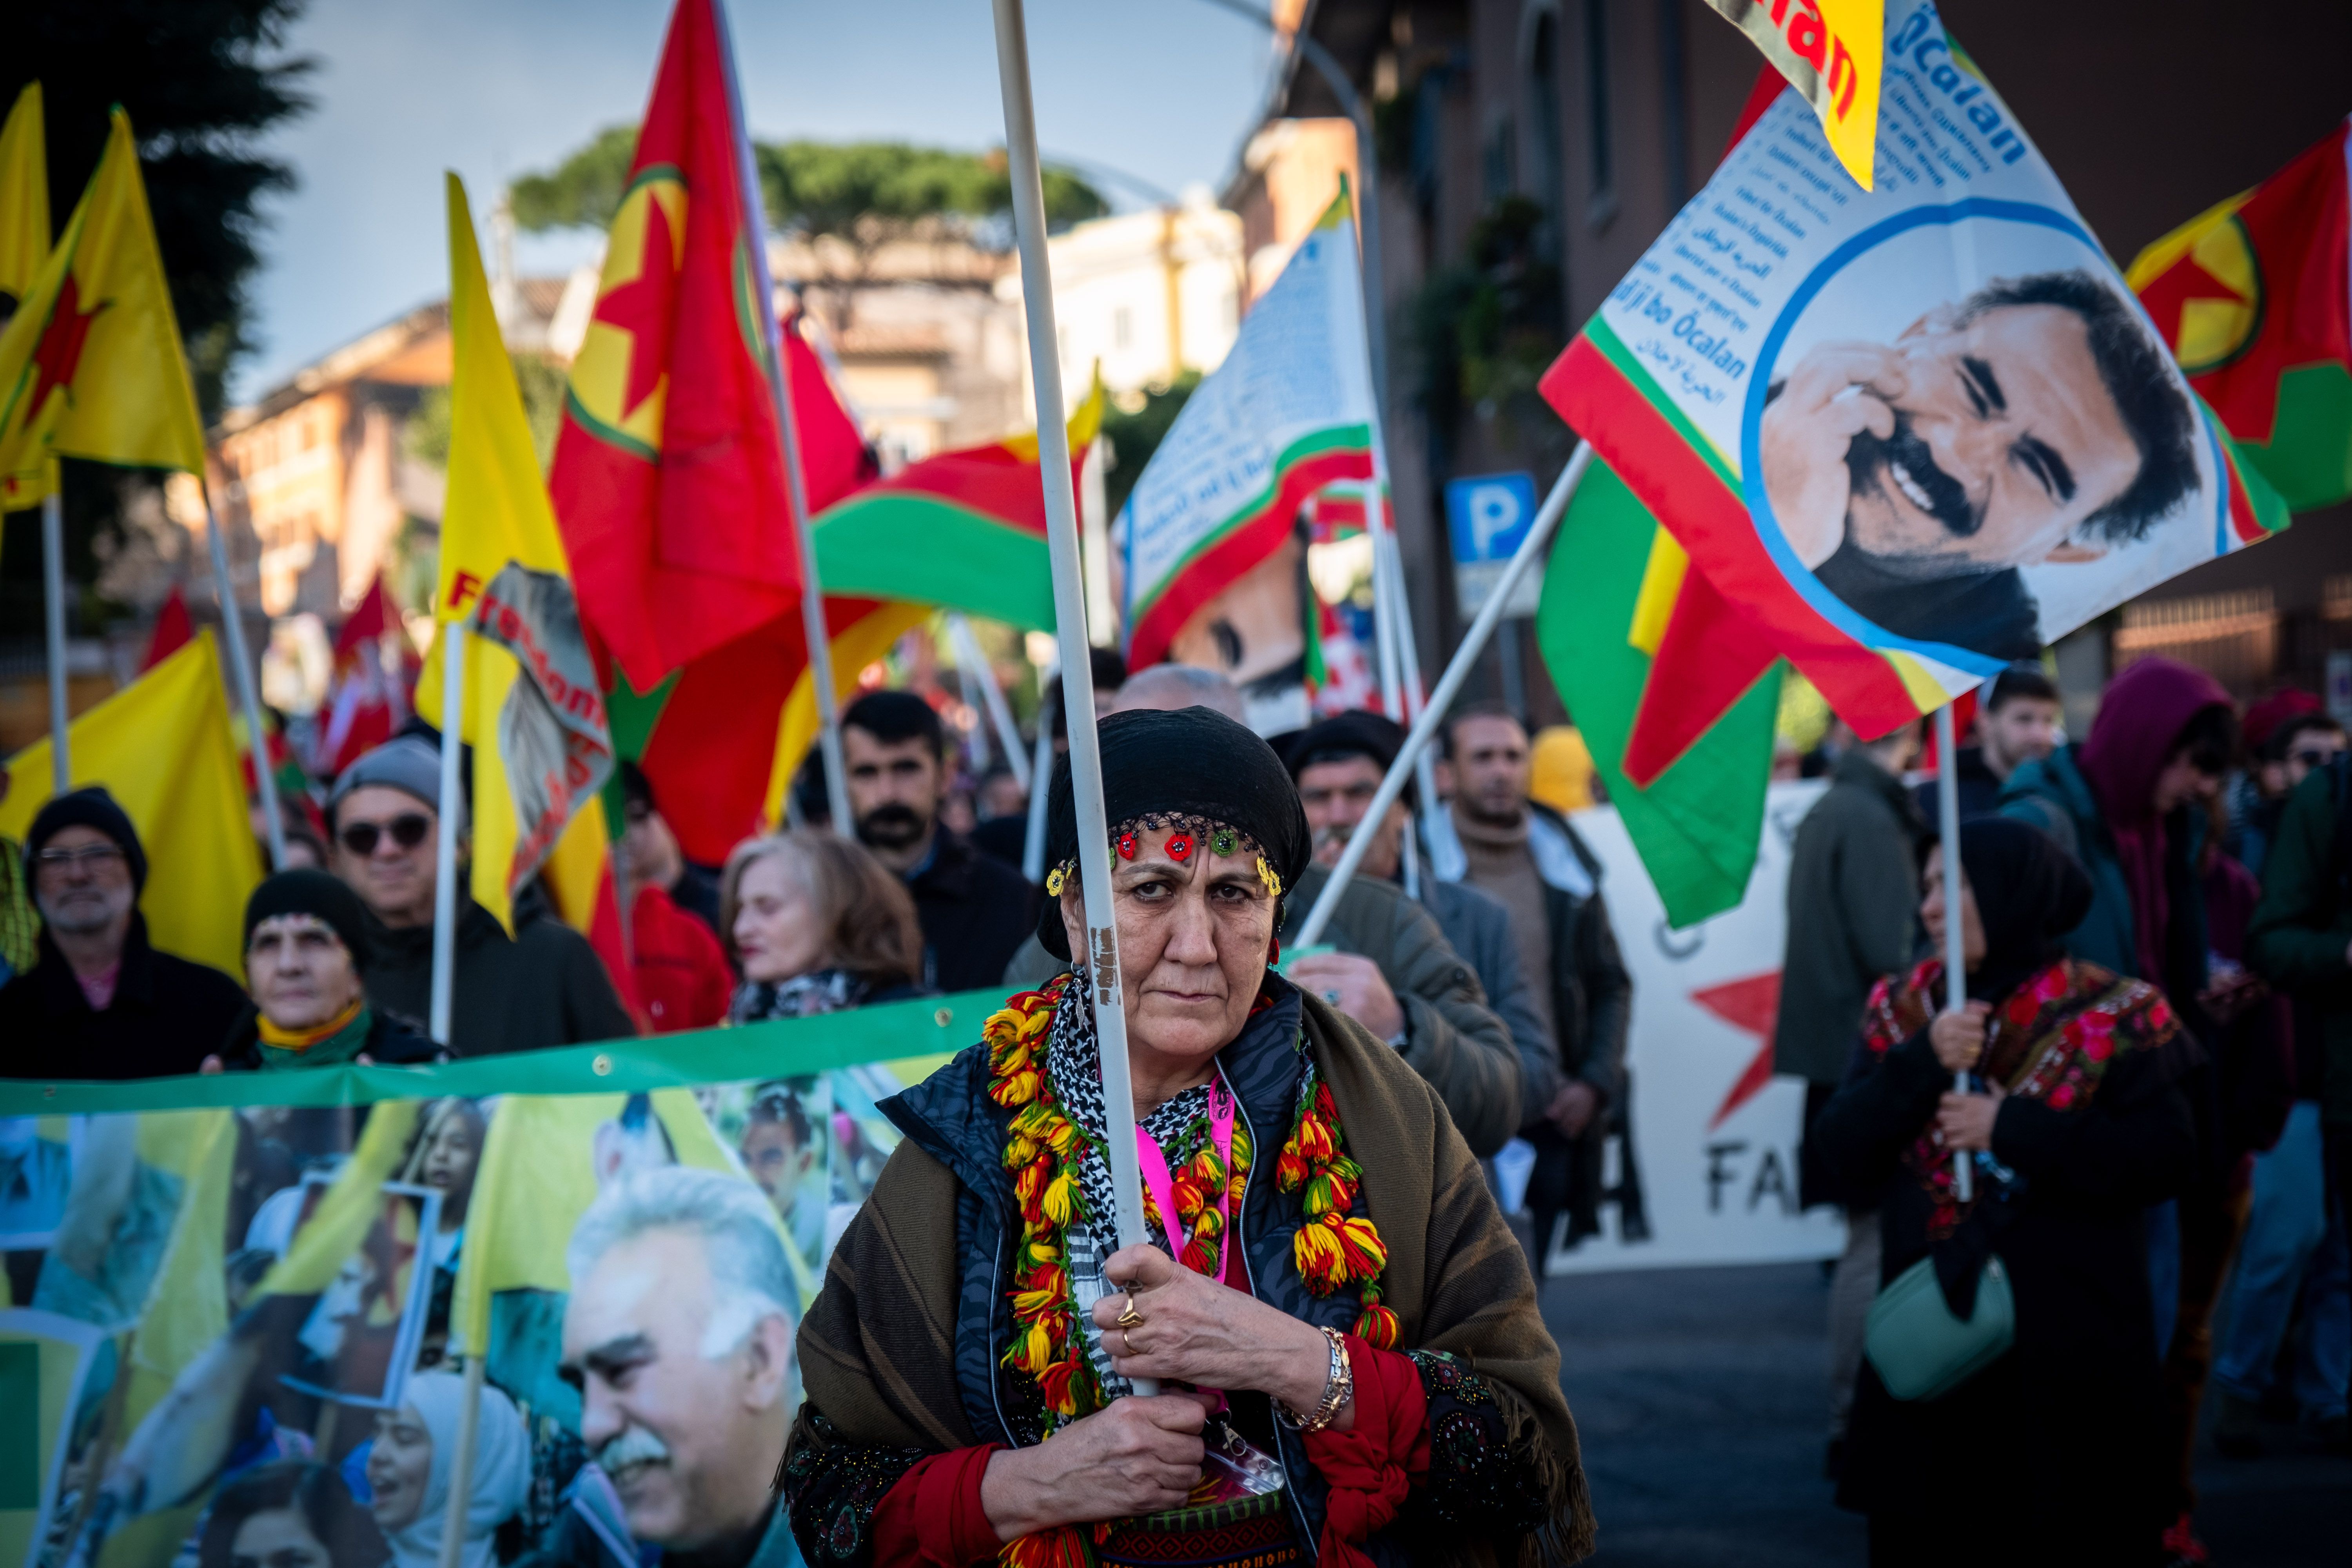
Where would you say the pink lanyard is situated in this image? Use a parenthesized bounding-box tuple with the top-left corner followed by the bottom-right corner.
(1134, 1072, 1237, 1278)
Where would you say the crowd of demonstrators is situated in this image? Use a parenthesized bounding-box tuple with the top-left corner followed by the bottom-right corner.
(2229, 691, 2347, 878)
(1763, 648, 2352, 1565)
(720, 829, 927, 1020)
(838, 690, 1035, 992)
(2246, 715, 2352, 1452)
(1425, 705, 1634, 1256)
(1776, 717, 1926, 1476)
(0, 788, 248, 1078)
(1998, 657, 2262, 1556)
(1287, 710, 1558, 1125)
(786, 705, 1592, 1566)
(1817, 818, 2201, 1563)
(326, 737, 634, 1055)
(1910, 661, 2062, 822)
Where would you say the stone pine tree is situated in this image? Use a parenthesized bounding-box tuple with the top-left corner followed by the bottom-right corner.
(512, 132, 1106, 327)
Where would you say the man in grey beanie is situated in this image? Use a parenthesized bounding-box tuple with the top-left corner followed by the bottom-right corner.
(328, 733, 632, 1055)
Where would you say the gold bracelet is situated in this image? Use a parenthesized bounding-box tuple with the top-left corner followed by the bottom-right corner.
(1275, 1326, 1354, 1434)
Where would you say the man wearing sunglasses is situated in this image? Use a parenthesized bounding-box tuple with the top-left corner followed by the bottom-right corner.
(0, 786, 248, 1078)
(328, 735, 632, 1054)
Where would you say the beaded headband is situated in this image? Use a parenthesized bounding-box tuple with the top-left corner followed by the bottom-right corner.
(1043, 812, 1283, 902)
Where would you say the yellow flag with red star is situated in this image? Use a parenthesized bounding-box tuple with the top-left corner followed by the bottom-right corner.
(0, 108, 207, 508)
(0, 82, 49, 315)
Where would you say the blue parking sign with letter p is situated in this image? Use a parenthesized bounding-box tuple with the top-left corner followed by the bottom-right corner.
(1444, 471, 1542, 617)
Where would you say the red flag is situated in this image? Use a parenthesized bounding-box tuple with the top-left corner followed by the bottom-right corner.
(319, 575, 416, 779)
(550, 0, 805, 690)
(140, 585, 192, 671)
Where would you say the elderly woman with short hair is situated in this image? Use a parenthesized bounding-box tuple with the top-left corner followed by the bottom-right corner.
(786, 707, 1591, 1568)
(210, 871, 437, 1071)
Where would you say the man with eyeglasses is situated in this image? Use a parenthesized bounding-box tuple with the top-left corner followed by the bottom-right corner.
(0, 787, 247, 1078)
(328, 735, 632, 1054)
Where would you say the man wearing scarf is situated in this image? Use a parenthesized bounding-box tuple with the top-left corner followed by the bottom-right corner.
(214, 871, 438, 1070)
(2000, 656, 2253, 1563)
(786, 707, 1591, 1568)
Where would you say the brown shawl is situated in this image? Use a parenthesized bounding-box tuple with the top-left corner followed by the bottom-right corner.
(793, 991, 1595, 1564)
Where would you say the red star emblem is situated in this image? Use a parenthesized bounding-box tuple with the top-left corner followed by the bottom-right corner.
(28, 274, 106, 418)
(594, 192, 681, 425)
(1693, 970, 1782, 1130)
(2136, 250, 2237, 357)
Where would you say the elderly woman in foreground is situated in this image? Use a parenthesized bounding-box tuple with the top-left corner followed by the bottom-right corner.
(785, 707, 1590, 1568)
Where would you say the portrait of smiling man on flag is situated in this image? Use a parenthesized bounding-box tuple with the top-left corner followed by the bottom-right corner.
(1760, 265, 2201, 662)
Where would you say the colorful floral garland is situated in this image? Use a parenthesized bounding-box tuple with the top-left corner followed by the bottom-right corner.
(1277, 1067, 1399, 1348)
(980, 975, 1396, 1564)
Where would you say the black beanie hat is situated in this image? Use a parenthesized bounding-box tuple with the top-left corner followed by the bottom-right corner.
(243, 869, 373, 966)
(1036, 706, 1312, 961)
(26, 787, 147, 893)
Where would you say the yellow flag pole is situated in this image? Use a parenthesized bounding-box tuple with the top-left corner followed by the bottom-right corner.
(40, 467, 68, 792)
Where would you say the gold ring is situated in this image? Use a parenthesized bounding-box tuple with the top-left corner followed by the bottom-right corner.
(1119, 1327, 1133, 1356)
(1114, 1302, 1146, 1330)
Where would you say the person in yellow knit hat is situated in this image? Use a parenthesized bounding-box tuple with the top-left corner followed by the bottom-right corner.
(1529, 725, 1599, 815)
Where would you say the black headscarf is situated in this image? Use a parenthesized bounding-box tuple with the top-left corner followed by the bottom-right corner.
(1941, 816, 2092, 1004)
(1036, 706, 1312, 960)
(243, 869, 374, 967)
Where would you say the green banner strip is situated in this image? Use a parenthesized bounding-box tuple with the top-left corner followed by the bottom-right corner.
(0, 987, 1009, 1115)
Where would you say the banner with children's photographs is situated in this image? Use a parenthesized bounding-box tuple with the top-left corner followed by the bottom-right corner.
(0, 993, 991, 1568)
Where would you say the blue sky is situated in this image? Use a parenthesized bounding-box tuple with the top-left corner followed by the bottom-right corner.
(232, 0, 1279, 402)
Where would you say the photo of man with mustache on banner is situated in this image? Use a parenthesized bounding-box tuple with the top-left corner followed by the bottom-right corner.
(1759, 263, 2205, 662)
(0, 1067, 940, 1568)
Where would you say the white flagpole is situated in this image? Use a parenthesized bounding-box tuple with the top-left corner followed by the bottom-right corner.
(1022, 665, 1057, 884)
(431, 1356, 486, 1568)
(950, 612, 1032, 791)
(991, 0, 1156, 1398)
(203, 481, 288, 868)
(40, 480, 70, 793)
(430, 622, 465, 1048)
(712, 0, 852, 840)
(1297, 444, 1591, 947)
(1935, 702, 1973, 1202)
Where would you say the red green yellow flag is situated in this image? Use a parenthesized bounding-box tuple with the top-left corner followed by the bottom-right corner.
(548, 0, 812, 691)
(2128, 116, 2352, 513)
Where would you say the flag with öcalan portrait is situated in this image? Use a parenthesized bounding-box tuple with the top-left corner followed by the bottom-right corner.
(548, 0, 810, 692)
(1539, 0, 2282, 744)
(0, 108, 207, 508)
(2127, 115, 2352, 514)
(417, 174, 613, 935)
(1118, 189, 1376, 670)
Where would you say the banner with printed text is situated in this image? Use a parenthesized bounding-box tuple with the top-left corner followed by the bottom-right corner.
(1543, 0, 2281, 739)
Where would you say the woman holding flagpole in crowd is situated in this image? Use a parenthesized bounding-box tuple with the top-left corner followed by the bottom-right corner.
(782, 707, 1591, 1567)
(1814, 817, 2201, 1564)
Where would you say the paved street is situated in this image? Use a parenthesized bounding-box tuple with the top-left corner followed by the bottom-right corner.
(1541, 1261, 2350, 1566)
